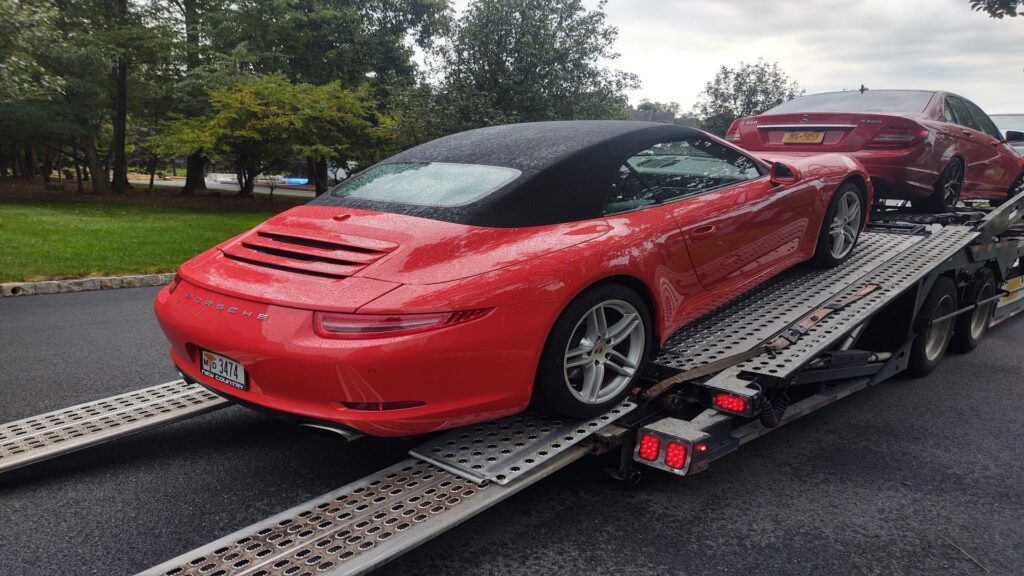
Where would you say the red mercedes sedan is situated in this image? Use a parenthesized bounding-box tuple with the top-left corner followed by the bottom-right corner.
(155, 121, 872, 437)
(726, 90, 1024, 211)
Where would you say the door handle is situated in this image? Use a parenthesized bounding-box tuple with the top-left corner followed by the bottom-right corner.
(962, 130, 973, 137)
(691, 224, 718, 241)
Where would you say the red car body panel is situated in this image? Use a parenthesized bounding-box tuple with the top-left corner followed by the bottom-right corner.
(729, 91, 1023, 201)
(155, 126, 873, 437)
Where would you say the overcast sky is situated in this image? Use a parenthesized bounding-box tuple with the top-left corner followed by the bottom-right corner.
(450, 0, 1024, 114)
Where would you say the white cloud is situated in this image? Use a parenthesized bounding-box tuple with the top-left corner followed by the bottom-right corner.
(601, 0, 1024, 113)
(446, 0, 1024, 114)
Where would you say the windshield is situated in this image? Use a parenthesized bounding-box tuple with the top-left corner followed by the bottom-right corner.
(326, 162, 522, 208)
(767, 90, 935, 114)
(992, 114, 1024, 133)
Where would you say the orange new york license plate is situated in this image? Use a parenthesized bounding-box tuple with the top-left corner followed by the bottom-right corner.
(782, 131, 825, 144)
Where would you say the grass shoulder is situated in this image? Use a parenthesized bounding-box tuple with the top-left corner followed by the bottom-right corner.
(0, 184, 305, 282)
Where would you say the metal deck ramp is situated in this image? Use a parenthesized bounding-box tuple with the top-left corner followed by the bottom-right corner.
(138, 403, 636, 576)
(0, 380, 228, 473)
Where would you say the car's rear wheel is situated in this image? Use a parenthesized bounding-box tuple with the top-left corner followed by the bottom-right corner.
(812, 183, 863, 267)
(1008, 170, 1024, 200)
(918, 159, 964, 213)
(533, 284, 651, 418)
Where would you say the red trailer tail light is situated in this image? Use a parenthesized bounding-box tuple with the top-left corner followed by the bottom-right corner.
(725, 120, 742, 142)
(314, 308, 491, 339)
(638, 433, 661, 461)
(168, 273, 182, 294)
(866, 127, 928, 149)
(713, 392, 750, 415)
(665, 442, 688, 469)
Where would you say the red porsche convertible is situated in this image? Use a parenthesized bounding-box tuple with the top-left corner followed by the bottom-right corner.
(726, 90, 1024, 211)
(155, 121, 872, 437)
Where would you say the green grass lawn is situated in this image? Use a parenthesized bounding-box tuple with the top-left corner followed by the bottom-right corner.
(0, 201, 281, 282)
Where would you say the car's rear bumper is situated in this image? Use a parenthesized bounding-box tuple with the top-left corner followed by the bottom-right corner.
(155, 281, 563, 437)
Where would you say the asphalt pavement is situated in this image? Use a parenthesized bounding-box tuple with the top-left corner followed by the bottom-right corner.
(1, 287, 1022, 575)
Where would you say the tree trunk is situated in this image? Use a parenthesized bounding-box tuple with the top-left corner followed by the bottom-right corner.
(147, 155, 157, 193)
(73, 148, 84, 193)
(110, 0, 130, 193)
(307, 156, 331, 196)
(20, 143, 35, 179)
(84, 140, 110, 194)
(41, 152, 53, 183)
(182, 152, 208, 195)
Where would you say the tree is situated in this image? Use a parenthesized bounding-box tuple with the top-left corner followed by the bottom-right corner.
(153, 74, 381, 197)
(692, 59, 803, 136)
(969, 0, 1022, 17)
(636, 99, 681, 117)
(0, 1, 64, 101)
(422, 0, 639, 135)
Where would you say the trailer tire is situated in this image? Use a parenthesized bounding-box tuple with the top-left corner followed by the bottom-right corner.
(951, 268, 997, 353)
(909, 276, 958, 377)
(532, 284, 651, 418)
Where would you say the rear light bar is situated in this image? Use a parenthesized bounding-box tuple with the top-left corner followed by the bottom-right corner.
(712, 392, 753, 416)
(638, 433, 661, 461)
(314, 308, 492, 339)
(633, 419, 712, 476)
(866, 127, 928, 149)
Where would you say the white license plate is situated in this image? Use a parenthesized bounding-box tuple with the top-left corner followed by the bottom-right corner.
(200, 350, 247, 390)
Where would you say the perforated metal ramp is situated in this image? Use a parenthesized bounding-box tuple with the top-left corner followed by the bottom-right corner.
(138, 449, 589, 576)
(736, 225, 977, 379)
(0, 380, 228, 473)
(653, 231, 923, 373)
(410, 399, 636, 484)
(700, 225, 979, 392)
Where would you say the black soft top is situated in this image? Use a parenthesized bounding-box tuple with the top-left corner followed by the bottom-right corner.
(313, 121, 699, 227)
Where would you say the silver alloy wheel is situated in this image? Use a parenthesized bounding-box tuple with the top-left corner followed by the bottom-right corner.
(969, 283, 996, 340)
(942, 162, 963, 207)
(563, 299, 645, 405)
(828, 189, 862, 260)
(924, 294, 956, 361)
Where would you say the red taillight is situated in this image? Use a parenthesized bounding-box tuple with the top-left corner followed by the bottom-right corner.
(713, 392, 749, 414)
(725, 120, 742, 143)
(638, 433, 661, 461)
(665, 442, 688, 469)
(314, 309, 491, 339)
(167, 273, 182, 294)
(866, 127, 928, 149)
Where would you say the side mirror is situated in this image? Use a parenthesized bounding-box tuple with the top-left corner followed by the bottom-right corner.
(770, 161, 802, 186)
(1006, 130, 1024, 143)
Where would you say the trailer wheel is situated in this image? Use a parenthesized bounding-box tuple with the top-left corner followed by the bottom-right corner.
(951, 268, 997, 353)
(533, 284, 651, 418)
(909, 276, 958, 377)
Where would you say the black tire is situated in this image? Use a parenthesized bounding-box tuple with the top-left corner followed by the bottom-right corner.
(812, 183, 864, 267)
(951, 268, 997, 353)
(916, 159, 964, 213)
(909, 276, 958, 377)
(1008, 170, 1024, 199)
(532, 284, 652, 418)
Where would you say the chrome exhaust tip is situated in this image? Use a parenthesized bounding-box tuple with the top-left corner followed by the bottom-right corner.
(298, 422, 364, 442)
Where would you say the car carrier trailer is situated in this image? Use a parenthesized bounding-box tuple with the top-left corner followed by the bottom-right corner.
(2, 186, 1024, 576)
